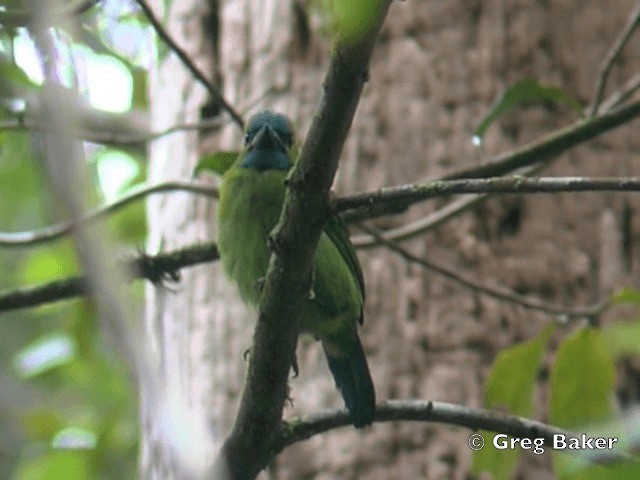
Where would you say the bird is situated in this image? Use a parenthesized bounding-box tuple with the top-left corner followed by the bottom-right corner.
(215, 111, 375, 428)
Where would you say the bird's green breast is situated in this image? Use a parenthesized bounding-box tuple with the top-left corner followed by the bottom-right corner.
(216, 167, 287, 305)
(216, 164, 363, 344)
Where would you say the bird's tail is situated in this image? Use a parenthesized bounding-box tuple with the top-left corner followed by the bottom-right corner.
(322, 334, 376, 428)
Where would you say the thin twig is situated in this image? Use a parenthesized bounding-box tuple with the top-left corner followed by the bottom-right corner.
(337, 176, 640, 214)
(590, 3, 640, 116)
(135, 0, 244, 128)
(351, 195, 485, 248)
(0, 116, 226, 146)
(272, 400, 635, 466)
(600, 73, 640, 113)
(0, 180, 217, 247)
(357, 224, 607, 320)
(0, 243, 219, 313)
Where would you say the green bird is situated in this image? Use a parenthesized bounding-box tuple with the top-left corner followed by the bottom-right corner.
(216, 111, 375, 428)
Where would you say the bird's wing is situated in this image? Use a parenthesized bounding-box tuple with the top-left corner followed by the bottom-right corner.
(323, 215, 365, 302)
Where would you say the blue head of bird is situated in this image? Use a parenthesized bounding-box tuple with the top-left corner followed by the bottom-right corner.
(241, 111, 294, 171)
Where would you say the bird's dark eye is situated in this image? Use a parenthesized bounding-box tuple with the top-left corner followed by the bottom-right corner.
(244, 132, 251, 145)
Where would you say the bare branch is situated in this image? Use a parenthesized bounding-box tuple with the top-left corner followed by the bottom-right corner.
(337, 176, 640, 214)
(135, 0, 244, 128)
(351, 164, 546, 248)
(0, 180, 217, 247)
(590, 4, 640, 116)
(352, 194, 486, 248)
(600, 73, 640, 113)
(273, 400, 634, 465)
(0, 243, 219, 314)
(357, 225, 606, 320)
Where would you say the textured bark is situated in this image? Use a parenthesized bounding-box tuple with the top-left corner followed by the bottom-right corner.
(143, 0, 640, 478)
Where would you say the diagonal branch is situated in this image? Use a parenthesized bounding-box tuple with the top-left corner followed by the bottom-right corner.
(439, 99, 640, 182)
(357, 224, 607, 320)
(590, 4, 640, 116)
(135, 0, 244, 128)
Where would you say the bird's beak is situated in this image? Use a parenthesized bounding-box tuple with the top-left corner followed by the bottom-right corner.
(248, 125, 286, 151)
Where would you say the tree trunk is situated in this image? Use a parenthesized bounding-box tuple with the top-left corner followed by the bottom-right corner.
(142, 0, 640, 478)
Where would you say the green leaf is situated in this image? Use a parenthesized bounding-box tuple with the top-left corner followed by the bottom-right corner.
(20, 242, 79, 285)
(610, 287, 640, 306)
(0, 58, 38, 101)
(471, 433, 520, 480)
(603, 319, 640, 357)
(194, 151, 239, 177)
(553, 416, 637, 480)
(15, 450, 93, 480)
(550, 327, 617, 479)
(472, 323, 555, 479)
(21, 409, 64, 441)
(484, 322, 555, 416)
(474, 78, 583, 141)
(331, 0, 387, 44)
(550, 327, 615, 428)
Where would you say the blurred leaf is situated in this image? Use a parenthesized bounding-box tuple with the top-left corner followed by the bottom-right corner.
(96, 148, 140, 201)
(485, 322, 555, 415)
(0, 57, 38, 102)
(550, 327, 615, 428)
(21, 410, 63, 441)
(13, 333, 77, 379)
(20, 242, 79, 285)
(130, 66, 148, 109)
(610, 287, 640, 306)
(555, 458, 638, 480)
(474, 78, 583, 141)
(326, 0, 387, 44)
(15, 450, 93, 480)
(603, 319, 640, 357)
(550, 328, 617, 479)
(471, 433, 520, 480)
(0, 131, 46, 229)
(553, 415, 636, 480)
(194, 151, 239, 177)
(472, 323, 554, 479)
